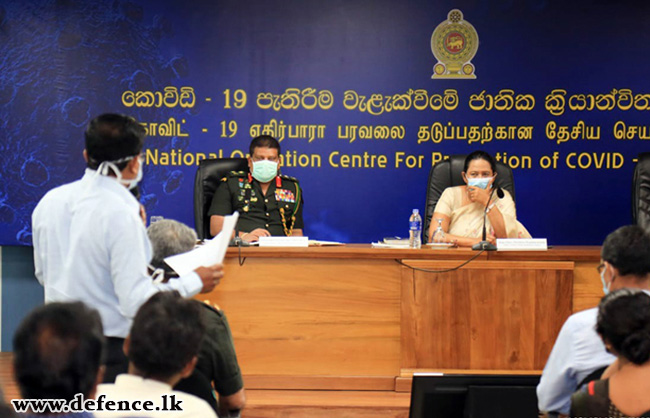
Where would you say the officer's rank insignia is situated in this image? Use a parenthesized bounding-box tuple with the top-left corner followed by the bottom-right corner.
(430, 9, 479, 79)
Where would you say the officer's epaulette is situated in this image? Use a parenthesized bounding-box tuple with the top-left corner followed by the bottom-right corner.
(221, 170, 246, 182)
(279, 174, 299, 183)
(201, 300, 223, 314)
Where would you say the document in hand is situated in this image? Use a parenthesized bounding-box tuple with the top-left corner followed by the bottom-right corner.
(164, 212, 239, 276)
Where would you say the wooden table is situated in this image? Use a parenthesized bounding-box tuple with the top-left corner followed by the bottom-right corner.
(199, 245, 601, 391)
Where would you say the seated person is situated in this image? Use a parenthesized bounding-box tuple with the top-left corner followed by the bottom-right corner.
(147, 219, 246, 417)
(428, 150, 530, 247)
(537, 225, 650, 416)
(570, 289, 650, 418)
(96, 291, 217, 417)
(13, 302, 104, 418)
(208, 135, 304, 241)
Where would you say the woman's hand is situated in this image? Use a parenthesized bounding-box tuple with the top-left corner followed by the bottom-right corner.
(466, 185, 491, 206)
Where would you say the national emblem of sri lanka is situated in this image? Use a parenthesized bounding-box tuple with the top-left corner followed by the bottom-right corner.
(431, 9, 479, 79)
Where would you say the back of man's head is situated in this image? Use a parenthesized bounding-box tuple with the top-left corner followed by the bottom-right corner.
(602, 225, 650, 278)
(147, 219, 197, 272)
(85, 113, 146, 170)
(128, 291, 204, 381)
(13, 302, 104, 403)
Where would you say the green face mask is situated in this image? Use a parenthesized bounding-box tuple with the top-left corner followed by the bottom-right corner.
(251, 160, 278, 183)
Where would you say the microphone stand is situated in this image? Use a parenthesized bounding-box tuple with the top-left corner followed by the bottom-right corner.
(472, 186, 501, 251)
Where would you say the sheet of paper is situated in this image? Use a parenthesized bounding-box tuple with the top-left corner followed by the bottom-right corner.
(308, 240, 345, 246)
(164, 212, 239, 276)
(371, 242, 410, 249)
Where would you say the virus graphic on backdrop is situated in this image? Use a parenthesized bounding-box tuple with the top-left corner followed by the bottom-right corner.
(0, 0, 190, 245)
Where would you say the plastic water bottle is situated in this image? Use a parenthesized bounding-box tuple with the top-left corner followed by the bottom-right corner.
(409, 209, 422, 249)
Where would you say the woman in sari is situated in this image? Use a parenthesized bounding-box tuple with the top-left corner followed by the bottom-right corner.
(428, 151, 530, 247)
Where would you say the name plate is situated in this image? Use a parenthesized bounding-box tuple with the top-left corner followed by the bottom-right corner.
(496, 238, 548, 251)
(258, 236, 309, 247)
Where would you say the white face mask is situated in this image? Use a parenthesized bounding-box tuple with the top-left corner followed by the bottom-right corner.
(600, 265, 611, 295)
(467, 176, 493, 190)
(251, 160, 278, 183)
(97, 155, 143, 190)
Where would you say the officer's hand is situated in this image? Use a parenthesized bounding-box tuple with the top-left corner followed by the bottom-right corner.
(243, 228, 271, 242)
(195, 264, 224, 293)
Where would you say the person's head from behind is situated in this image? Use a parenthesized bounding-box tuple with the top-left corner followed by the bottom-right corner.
(248, 135, 281, 183)
(84, 113, 146, 186)
(147, 219, 197, 275)
(596, 288, 650, 365)
(599, 225, 650, 293)
(462, 151, 497, 190)
(13, 302, 104, 406)
(126, 291, 204, 384)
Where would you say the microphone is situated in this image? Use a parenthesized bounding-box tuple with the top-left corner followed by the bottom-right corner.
(472, 186, 504, 251)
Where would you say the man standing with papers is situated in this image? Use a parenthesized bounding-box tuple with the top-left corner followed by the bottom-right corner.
(32, 113, 223, 383)
(208, 135, 304, 242)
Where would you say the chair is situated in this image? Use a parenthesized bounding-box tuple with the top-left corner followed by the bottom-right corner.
(423, 155, 515, 242)
(193, 158, 248, 239)
(632, 152, 650, 232)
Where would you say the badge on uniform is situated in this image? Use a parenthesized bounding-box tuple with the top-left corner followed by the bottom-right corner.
(275, 188, 295, 203)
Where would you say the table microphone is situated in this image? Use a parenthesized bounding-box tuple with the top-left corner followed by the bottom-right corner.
(471, 186, 504, 251)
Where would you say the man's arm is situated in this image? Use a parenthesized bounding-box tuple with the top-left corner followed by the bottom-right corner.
(107, 211, 219, 320)
(208, 180, 233, 237)
(219, 389, 246, 417)
(290, 182, 304, 236)
(537, 319, 578, 415)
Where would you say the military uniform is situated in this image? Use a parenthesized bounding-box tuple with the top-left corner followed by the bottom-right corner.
(207, 171, 304, 237)
(174, 303, 243, 415)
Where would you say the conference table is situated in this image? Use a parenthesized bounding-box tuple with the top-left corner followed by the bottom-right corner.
(200, 245, 602, 392)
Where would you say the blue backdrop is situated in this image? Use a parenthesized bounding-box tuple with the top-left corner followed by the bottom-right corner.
(1, 0, 649, 246)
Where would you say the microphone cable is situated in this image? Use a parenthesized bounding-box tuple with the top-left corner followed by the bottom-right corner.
(394, 248, 485, 273)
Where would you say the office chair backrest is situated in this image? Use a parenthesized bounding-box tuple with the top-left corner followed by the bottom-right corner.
(193, 158, 248, 239)
(632, 152, 650, 232)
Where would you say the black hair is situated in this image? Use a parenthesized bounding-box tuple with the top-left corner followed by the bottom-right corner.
(128, 291, 204, 381)
(601, 225, 650, 277)
(596, 288, 650, 365)
(13, 302, 104, 407)
(463, 150, 497, 173)
(85, 113, 146, 170)
(249, 134, 281, 156)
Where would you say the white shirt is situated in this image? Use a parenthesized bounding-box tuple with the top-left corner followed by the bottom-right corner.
(32, 176, 84, 299)
(32, 169, 203, 338)
(95, 374, 217, 418)
(536, 307, 616, 414)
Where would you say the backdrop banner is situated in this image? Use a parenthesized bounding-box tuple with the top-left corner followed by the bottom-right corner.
(2, 0, 649, 246)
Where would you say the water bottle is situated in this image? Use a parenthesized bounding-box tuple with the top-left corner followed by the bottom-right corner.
(409, 209, 422, 249)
